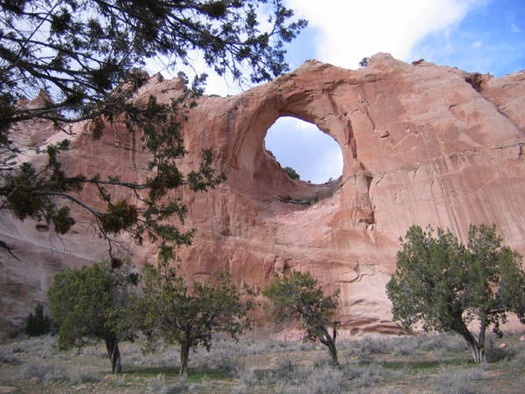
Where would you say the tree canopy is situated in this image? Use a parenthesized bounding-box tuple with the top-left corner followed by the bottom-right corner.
(47, 260, 139, 373)
(263, 271, 340, 366)
(387, 224, 525, 364)
(1, 0, 306, 132)
(0, 0, 306, 260)
(135, 260, 253, 376)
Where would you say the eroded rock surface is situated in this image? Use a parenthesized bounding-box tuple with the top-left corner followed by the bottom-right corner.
(2, 54, 525, 337)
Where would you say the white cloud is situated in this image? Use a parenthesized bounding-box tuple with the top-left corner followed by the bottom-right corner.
(285, 0, 486, 68)
(315, 147, 344, 184)
(145, 55, 243, 96)
(472, 40, 483, 48)
(274, 116, 321, 136)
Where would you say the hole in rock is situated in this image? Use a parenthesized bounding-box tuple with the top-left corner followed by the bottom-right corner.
(264, 117, 343, 184)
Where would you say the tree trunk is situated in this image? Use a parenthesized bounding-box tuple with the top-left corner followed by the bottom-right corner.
(105, 339, 122, 374)
(458, 328, 485, 364)
(319, 323, 339, 366)
(179, 339, 191, 376)
(466, 338, 484, 364)
(326, 340, 339, 366)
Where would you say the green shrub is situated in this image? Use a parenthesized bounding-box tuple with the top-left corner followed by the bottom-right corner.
(284, 167, 300, 180)
(25, 303, 51, 337)
(359, 57, 370, 68)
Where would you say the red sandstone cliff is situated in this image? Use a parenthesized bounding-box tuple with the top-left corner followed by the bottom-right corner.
(1, 53, 524, 338)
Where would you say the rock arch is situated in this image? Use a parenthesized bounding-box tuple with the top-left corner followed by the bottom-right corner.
(2, 54, 525, 336)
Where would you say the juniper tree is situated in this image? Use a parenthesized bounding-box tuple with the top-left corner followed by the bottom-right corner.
(387, 224, 525, 364)
(263, 271, 341, 366)
(25, 302, 52, 337)
(136, 259, 253, 376)
(47, 259, 139, 373)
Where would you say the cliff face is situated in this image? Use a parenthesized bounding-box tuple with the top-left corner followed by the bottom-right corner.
(2, 53, 525, 337)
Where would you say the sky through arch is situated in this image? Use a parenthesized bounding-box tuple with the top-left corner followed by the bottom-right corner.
(265, 117, 343, 184)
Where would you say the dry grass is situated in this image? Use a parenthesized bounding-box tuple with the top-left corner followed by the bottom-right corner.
(1, 331, 524, 393)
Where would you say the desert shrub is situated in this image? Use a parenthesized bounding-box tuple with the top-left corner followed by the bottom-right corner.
(241, 337, 301, 354)
(344, 364, 384, 389)
(191, 341, 239, 372)
(256, 358, 295, 384)
(144, 374, 192, 394)
(126, 348, 162, 367)
(189, 380, 213, 393)
(510, 347, 525, 368)
(433, 368, 486, 394)
(359, 57, 370, 68)
(388, 334, 467, 356)
(156, 347, 179, 365)
(420, 334, 452, 350)
(0, 348, 20, 365)
(392, 337, 420, 356)
(284, 166, 300, 180)
(485, 343, 515, 363)
(281, 363, 310, 386)
(18, 360, 61, 382)
(69, 366, 103, 384)
(234, 363, 257, 392)
(145, 374, 168, 394)
(437, 334, 469, 354)
(18, 359, 101, 384)
(9, 335, 57, 359)
(81, 345, 111, 359)
(465, 73, 484, 92)
(281, 364, 347, 394)
(411, 334, 466, 353)
(345, 336, 387, 359)
(378, 333, 466, 359)
(267, 362, 384, 393)
(189, 336, 301, 372)
(0, 353, 20, 365)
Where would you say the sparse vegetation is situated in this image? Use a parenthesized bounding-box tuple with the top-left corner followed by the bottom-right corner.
(465, 72, 486, 92)
(433, 367, 486, 394)
(359, 57, 370, 68)
(284, 166, 300, 180)
(1, 332, 525, 393)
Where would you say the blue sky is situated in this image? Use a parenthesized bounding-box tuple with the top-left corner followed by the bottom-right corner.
(149, 1, 525, 184)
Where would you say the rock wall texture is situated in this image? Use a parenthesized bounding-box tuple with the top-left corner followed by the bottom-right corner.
(2, 53, 525, 338)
